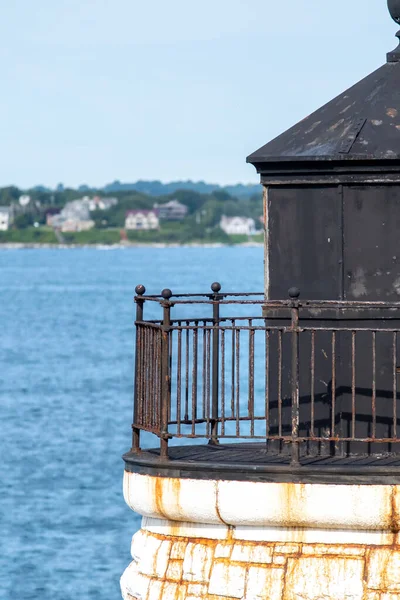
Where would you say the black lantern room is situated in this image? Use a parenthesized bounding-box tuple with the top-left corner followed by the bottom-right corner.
(247, 1, 400, 457)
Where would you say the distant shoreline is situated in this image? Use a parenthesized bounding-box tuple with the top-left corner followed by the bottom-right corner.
(0, 242, 264, 250)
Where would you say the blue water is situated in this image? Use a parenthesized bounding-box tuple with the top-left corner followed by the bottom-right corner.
(1, 247, 263, 600)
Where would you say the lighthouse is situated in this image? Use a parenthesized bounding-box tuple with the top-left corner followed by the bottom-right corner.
(121, 3, 400, 599)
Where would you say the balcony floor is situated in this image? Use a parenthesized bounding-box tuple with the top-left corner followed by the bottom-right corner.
(123, 442, 400, 485)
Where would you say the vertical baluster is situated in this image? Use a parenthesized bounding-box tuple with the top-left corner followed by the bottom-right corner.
(352, 330, 356, 440)
(210, 282, 221, 444)
(185, 322, 189, 421)
(236, 327, 240, 436)
(372, 331, 376, 439)
(202, 323, 207, 420)
(289, 288, 300, 466)
(311, 330, 315, 437)
(206, 328, 211, 437)
(156, 327, 162, 431)
(265, 328, 270, 440)
(149, 327, 154, 430)
(192, 323, 198, 436)
(132, 285, 145, 452)
(144, 325, 149, 429)
(394, 332, 397, 439)
(160, 288, 172, 459)
(177, 327, 182, 436)
(331, 331, 336, 438)
(278, 329, 282, 438)
(221, 328, 226, 437)
(248, 320, 255, 437)
(168, 329, 173, 422)
(231, 319, 235, 417)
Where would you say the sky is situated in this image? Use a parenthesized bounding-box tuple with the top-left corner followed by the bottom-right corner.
(0, 0, 396, 189)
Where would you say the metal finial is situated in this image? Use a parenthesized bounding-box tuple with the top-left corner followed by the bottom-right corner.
(389, 0, 400, 24)
(135, 284, 146, 295)
(161, 288, 173, 299)
(288, 287, 300, 299)
(388, 0, 400, 62)
(211, 282, 222, 293)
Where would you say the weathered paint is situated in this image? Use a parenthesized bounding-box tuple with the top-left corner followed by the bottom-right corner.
(123, 472, 400, 531)
(121, 472, 400, 599)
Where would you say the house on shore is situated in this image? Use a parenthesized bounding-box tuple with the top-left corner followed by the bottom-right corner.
(48, 200, 94, 232)
(125, 210, 159, 231)
(153, 199, 187, 221)
(220, 215, 256, 236)
(0, 206, 13, 231)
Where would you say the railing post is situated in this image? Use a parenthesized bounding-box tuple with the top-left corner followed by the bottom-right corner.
(289, 287, 300, 466)
(132, 284, 146, 453)
(160, 288, 172, 460)
(210, 282, 222, 445)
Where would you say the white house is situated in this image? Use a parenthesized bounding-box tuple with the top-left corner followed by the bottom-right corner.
(0, 206, 12, 231)
(125, 210, 159, 231)
(220, 215, 256, 236)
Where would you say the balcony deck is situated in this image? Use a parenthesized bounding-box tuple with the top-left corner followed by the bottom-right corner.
(124, 442, 400, 484)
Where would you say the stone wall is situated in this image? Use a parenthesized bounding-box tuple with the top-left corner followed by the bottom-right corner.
(121, 520, 400, 600)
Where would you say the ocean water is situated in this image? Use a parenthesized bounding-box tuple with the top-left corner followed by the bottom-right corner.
(1, 247, 263, 600)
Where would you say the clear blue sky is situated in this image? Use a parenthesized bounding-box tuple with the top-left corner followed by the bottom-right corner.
(0, 0, 395, 189)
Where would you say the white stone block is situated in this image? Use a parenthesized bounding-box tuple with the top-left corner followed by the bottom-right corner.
(231, 543, 252, 562)
(170, 540, 188, 559)
(272, 554, 286, 565)
(209, 562, 247, 598)
(367, 549, 400, 591)
(284, 556, 364, 600)
(274, 543, 300, 554)
(182, 542, 213, 583)
(214, 542, 232, 558)
(120, 561, 150, 600)
(251, 545, 273, 564)
(147, 580, 163, 600)
(155, 540, 172, 578)
(161, 582, 179, 600)
(166, 560, 183, 582)
(302, 544, 366, 557)
(136, 536, 162, 577)
(186, 584, 207, 596)
(131, 530, 147, 562)
(244, 566, 284, 600)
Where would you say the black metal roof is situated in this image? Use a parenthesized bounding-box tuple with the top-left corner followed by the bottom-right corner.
(247, 2, 400, 168)
(247, 62, 400, 165)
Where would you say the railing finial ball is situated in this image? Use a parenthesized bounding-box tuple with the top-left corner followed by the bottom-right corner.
(211, 282, 222, 293)
(288, 287, 300, 299)
(161, 288, 173, 299)
(135, 284, 146, 296)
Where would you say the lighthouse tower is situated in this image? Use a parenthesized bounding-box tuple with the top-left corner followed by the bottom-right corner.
(121, 3, 400, 599)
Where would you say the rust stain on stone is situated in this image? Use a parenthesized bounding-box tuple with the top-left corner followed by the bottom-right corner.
(153, 476, 181, 522)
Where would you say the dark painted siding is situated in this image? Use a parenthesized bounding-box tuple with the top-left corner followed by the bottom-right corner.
(268, 186, 341, 300)
(344, 185, 400, 301)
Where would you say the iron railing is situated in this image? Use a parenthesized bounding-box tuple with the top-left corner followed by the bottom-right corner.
(131, 283, 400, 463)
